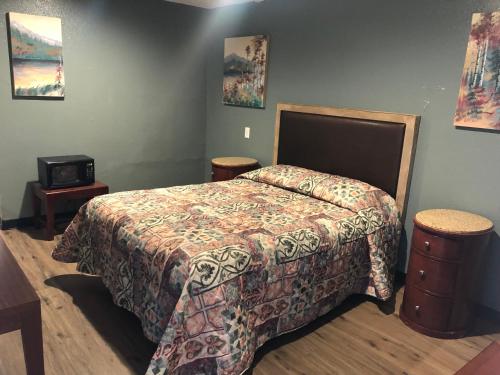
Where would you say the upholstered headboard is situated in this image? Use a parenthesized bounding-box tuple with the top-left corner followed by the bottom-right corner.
(273, 103, 420, 220)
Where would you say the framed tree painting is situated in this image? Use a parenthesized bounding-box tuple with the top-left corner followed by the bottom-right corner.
(7, 12, 65, 98)
(455, 11, 500, 130)
(223, 35, 269, 109)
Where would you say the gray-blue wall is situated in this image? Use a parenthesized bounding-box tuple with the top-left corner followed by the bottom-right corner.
(0, 0, 208, 221)
(205, 0, 500, 310)
(1, 0, 498, 311)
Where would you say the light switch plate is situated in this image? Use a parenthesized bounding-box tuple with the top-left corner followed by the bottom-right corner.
(244, 127, 251, 139)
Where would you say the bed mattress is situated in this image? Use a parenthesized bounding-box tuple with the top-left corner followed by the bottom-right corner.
(53, 165, 401, 375)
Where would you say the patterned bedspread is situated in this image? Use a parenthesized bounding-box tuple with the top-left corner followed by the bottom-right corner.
(53, 165, 401, 375)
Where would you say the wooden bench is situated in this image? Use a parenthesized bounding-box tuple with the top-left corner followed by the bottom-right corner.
(0, 235, 44, 375)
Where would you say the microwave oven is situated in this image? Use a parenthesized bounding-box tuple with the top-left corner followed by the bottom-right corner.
(37, 155, 95, 189)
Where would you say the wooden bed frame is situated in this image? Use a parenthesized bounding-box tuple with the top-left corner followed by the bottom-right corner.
(273, 103, 420, 221)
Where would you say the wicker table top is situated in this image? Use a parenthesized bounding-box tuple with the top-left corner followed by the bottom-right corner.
(415, 209, 494, 235)
(211, 157, 258, 168)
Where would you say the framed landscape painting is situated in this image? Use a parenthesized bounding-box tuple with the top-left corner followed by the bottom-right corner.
(455, 11, 500, 130)
(223, 35, 269, 109)
(7, 12, 65, 98)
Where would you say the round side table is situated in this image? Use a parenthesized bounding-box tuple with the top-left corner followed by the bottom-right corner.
(400, 209, 493, 338)
(211, 157, 259, 182)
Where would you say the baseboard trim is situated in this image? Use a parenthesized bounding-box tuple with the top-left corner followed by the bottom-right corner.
(1, 212, 77, 230)
(477, 303, 500, 322)
(1, 217, 33, 230)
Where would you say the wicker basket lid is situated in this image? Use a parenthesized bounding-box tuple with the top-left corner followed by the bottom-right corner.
(415, 209, 493, 235)
(211, 157, 258, 168)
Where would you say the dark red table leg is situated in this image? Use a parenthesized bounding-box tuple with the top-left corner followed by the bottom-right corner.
(20, 302, 44, 375)
(32, 195, 41, 229)
(44, 197, 55, 241)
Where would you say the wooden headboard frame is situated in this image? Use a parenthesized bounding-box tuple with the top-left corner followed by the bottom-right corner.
(273, 103, 420, 221)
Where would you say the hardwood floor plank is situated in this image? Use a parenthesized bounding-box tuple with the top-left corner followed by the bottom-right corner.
(0, 228, 499, 375)
(0, 331, 26, 375)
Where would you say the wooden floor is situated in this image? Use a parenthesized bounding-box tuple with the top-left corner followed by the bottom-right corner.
(0, 228, 499, 375)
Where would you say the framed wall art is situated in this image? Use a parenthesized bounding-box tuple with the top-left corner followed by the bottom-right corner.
(7, 12, 65, 98)
(223, 35, 269, 109)
(455, 11, 500, 130)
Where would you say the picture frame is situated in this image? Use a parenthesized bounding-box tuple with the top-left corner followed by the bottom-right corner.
(454, 11, 500, 131)
(6, 12, 65, 99)
(223, 35, 269, 109)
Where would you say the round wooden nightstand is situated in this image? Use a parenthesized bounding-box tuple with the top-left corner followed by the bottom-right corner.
(211, 157, 259, 182)
(400, 209, 494, 338)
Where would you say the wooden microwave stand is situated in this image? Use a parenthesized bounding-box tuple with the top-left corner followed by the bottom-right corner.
(31, 181, 109, 241)
(400, 209, 493, 339)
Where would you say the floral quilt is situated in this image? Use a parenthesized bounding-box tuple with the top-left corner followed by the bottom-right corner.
(52, 165, 401, 375)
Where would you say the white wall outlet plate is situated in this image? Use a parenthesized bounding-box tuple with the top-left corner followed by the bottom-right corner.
(244, 127, 251, 139)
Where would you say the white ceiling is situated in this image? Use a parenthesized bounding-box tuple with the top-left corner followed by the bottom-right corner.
(165, 0, 263, 9)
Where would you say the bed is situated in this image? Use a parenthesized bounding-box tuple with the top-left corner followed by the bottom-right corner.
(52, 103, 420, 375)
